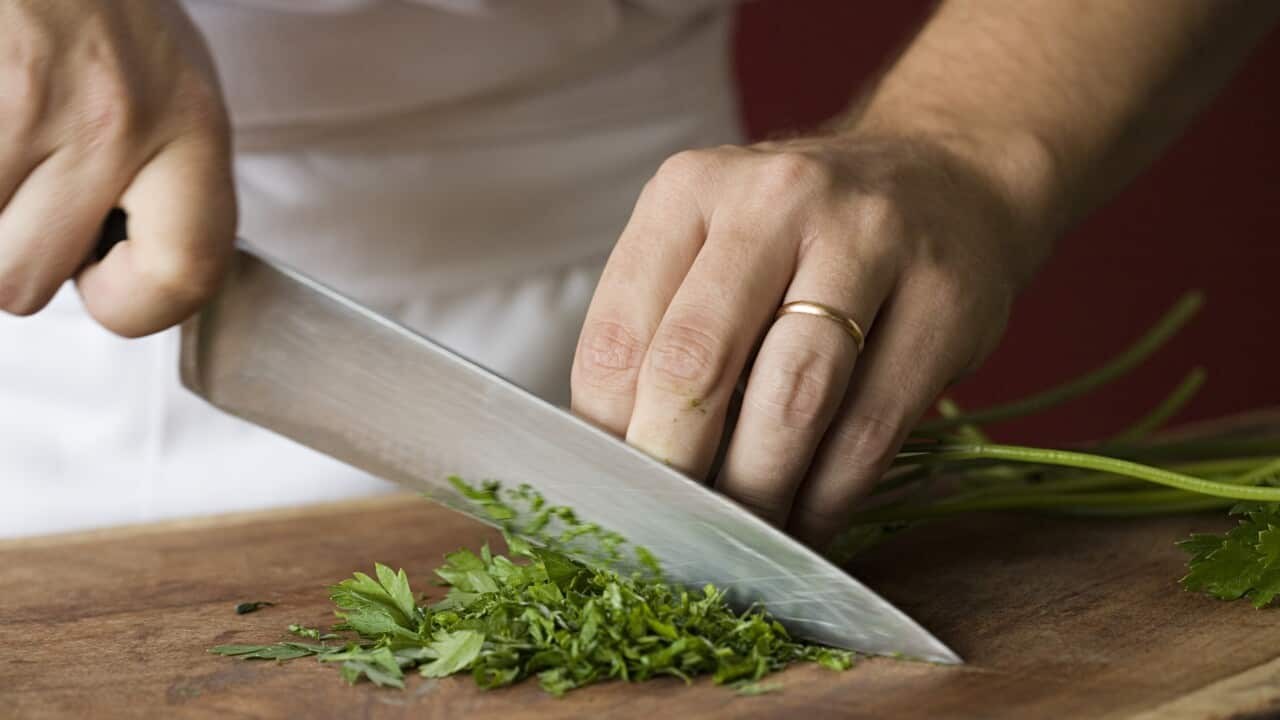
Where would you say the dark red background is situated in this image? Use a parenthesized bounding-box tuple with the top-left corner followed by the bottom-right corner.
(733, 2, 1280, 444)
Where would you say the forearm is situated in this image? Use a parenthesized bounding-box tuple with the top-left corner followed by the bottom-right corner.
(844, 0, 1280, 238)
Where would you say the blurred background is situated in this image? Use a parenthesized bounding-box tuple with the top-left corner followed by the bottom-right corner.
(735, 1, 1280, 444)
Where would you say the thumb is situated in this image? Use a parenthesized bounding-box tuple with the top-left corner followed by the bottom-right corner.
(76, 135, 236, 338)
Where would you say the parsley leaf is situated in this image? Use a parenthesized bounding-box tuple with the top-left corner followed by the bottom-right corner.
(376, 564, 419, 622)
(419, 630, 485, 678)
(1181, 503, 1280, 607)
(736, 681, 783, 695)
(330, 564, 424, 639)
(208, 644, 274, 657)
(289, 624, 338, 641)
(208, 644, 316, 661)
(321, 646, 405, 688)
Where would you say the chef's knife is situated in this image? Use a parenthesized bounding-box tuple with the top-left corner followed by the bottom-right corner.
(97, 216, 960, 663)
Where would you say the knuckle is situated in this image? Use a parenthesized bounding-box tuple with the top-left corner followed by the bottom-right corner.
(748, 351, 838, 431)
(75, 58, 139, 148)
(760, 152, 831, 196)
(138, 250, 224, 307)
(914, 262, 966, 305)
(185, 260, 226, 301)
(848, 192, 910, 269)
(0, 46, 51, 136)
(656, 150, 708, 180)
(832, 412, 907, 476)
(572, 319, 647, 394)
(912, 237, 960, 276)
(646, 316, 730, 396)
(725, 485, 791, 522)
(0, 277, 53, 317)
(649, 150, 714, 194)
(855, 192, 907, 240)
(172, 75, 230, 138)
(792, 501, 852, 530)
(913, 264, 982, 325)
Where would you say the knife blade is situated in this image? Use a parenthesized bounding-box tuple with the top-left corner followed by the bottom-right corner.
(179, 244, 961, 664)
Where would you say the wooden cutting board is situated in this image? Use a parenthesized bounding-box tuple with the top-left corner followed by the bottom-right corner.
(3, 487, 1279, 719)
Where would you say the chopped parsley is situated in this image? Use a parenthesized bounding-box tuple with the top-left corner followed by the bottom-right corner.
(211, 480, 853, 695)
(211, 537, 853, 694)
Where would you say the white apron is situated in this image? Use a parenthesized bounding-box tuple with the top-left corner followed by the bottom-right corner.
(0, 0, 742, 538)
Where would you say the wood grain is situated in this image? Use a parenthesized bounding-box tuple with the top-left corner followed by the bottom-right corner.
(1, 491, 1276, 719)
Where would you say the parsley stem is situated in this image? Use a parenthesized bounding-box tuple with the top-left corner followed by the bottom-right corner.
(1106, 366, 1207, 444)
(1231, 456, 1280, 487)
(868, 465, 937, 497)
(1171, 456, 1280, 478)
(850, 488, 1230, 524)
(916, 292, 1203, 432)
(895, 443, 1280, 501)
(1050, 495, 1233, 517)
(1088, 436, 1280, 464)
(850, 456, 1279, 529)
(935, 396, 990, 444)
(950, 456, 1280, 499)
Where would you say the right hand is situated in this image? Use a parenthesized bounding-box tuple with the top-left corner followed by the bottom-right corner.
(0, 0, 236, 337)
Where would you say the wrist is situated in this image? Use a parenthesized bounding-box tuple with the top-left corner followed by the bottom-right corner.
(841, 106, 1067, 278)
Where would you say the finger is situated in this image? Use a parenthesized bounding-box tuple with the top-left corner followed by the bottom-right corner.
(0, 144, 46, 213)
(571, 154, 708, 435)
(0, 47, 53, 208)
(625, 214, 796, 478)
(0, 147, 124, 315)
(788, 280, 975, 549)
(713, 233, 896, 525)
(77, 134, 236, 337)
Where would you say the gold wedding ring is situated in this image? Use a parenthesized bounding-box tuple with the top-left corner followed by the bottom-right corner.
(774, 301, 866, 353)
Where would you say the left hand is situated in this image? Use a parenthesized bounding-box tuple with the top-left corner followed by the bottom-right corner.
(570, 132, 1053, 549)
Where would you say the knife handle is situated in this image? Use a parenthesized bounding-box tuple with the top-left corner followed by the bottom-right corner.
(93, 208, 129, 263)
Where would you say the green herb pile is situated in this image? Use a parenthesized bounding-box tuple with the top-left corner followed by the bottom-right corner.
(211, 480, 853, 695)
(831, 291, 1280, 605)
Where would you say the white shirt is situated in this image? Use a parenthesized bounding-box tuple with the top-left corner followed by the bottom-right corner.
(0, 0, 742, 537)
